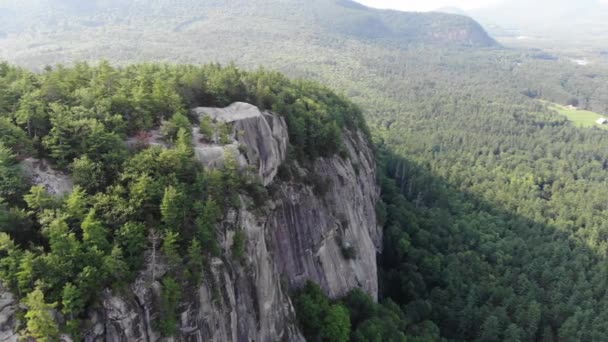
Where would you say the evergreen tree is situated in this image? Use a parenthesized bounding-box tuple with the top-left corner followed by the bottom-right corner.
(158, 276, 181, 337)
(186, 239, 204, 283)
(161, 231, 181, 267)
(81, 210, 109, 252)
(160, 185, 186, 230)
(22, 287, 59, 342)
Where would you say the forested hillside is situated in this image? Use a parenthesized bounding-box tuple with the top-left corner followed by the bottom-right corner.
(0, 62, 371, 339)
(0, 0, 495, 69)
(2, 0, 608, 341)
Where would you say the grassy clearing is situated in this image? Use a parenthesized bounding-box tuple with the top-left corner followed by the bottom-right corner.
(544, 101, 608, 128)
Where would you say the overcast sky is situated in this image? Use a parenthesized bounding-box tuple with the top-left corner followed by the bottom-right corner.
(354, 0, 608, 12)
(353, 0, 502, 12)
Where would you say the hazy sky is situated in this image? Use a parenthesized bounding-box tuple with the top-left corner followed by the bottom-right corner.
(355, 0, 608, 12)
(354, 0, 502, 11)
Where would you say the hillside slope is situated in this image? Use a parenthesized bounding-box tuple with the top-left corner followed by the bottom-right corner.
(0, 63, 380, 341)
(3, 0, 608, 340)
(0, 0, 495, 68)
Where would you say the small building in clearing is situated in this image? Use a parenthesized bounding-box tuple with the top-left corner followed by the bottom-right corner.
(596, 118, 608, 125)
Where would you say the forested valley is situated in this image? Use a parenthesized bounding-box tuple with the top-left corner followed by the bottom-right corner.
(1, 0, 608, 341)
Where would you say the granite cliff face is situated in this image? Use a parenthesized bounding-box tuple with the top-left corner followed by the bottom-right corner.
(1, 102, 380, 342)
(192, 102, 289, 186)
(0, 285, 17, 342)
(269, 128, 380, 299)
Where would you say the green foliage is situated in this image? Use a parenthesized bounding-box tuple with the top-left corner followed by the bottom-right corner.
(294, 282, 330, 339)
(345, 292, 410, 342)
(115, 222, 147, 270)
(160, 185, 186, 230)
(199, 115, 214, 138)
(0, 143, 28, 201)
(71, 156, 105, 193)
(196, 199, 221, 256)
(102, 246, 129, 285)
(232, 229, 246, 261)
(64, 186, 89, 221)
(186, 239, 204, 284)
(21, 287, 59, 342)
(340, 243, 357, 260)
(0, 232, 22, 291)
(293, 282, 353, 342)
(218, 122, 232, 145)
(24, 185, 57, 213)
(61, 283, 85, 318)
(294, 283, 414, 342)
(322, 304, 351, 342)
(16, 251, 36, 295)
(158, 276, 181, 337)
(42, 104, 127, 169)
(161, 231, 181, 267)
(0, 118, 33, 157)
(81, 210, 109, 252)
(547, 101, 607, 128)
(162, 112, 192, 142)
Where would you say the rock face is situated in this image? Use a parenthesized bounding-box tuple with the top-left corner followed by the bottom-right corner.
(1, 102, 380, 342)
(19, 158, 73, 196)
(0, 285, 17, 342)
(270, 129, 381, 299)
(192, 102, 289, 186)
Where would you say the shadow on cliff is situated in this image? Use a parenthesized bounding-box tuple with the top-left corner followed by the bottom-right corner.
(375, 146, 606, 341)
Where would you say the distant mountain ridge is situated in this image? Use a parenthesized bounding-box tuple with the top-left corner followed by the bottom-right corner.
(470, 0, 608, 45)
(311, 0, 497, 47)
(433, 6, 468, 15)
(0, 0, 497, 50)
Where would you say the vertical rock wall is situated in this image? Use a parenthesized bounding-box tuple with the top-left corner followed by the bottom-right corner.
(1, 102, 381, 342)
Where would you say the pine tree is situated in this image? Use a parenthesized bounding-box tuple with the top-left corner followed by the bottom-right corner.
(61, 282, 85, 319)
(64, 186, 89, 221)
(21, 287, 59, 342)
(186, 239, 204, 284)
(158, 276, 182, 337)
(161, 231, 181, 267)
(199, 116, 214, 138)
(160, 186, 185, 230)
(81, 210, 109, 252)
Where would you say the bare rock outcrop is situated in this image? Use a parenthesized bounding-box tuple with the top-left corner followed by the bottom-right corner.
(270, 129, 381, 299)
(83, 204, 304, 342)
(0, 285, 17, 342)
(192, 102, 289, 186)
(19, 158, 73, 196)
(2, 102, 380, 342)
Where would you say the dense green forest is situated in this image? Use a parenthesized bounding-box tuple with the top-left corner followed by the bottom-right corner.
(0, 61, 366, 339)
(2, 1, 608, 341)
(369, 58, 608, 341)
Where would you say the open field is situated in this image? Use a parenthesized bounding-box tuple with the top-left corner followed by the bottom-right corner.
(545, 101, 608, 128)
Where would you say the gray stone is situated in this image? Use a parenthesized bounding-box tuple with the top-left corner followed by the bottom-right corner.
(0, 285, 17, 342)
(19, 158, 73, 196)
(193, 102, 288, 186)
(2, 102, 381, 342)
(269, 129, 381, 299)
